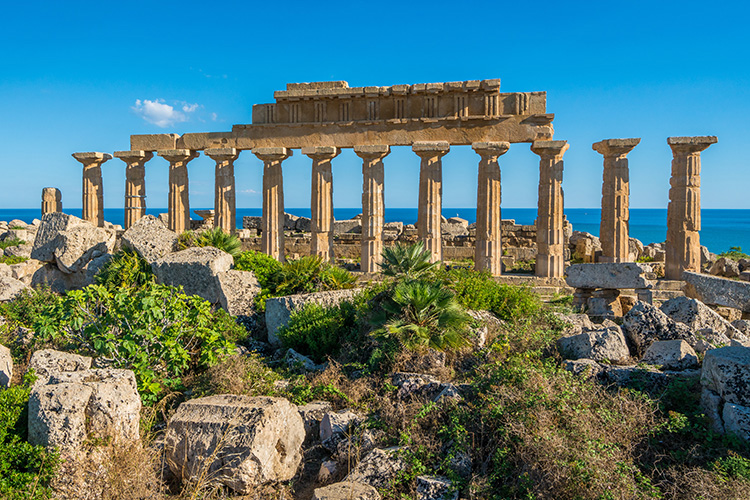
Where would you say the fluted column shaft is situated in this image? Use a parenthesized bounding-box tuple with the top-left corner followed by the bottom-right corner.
(114, 150, 153, 229)
(72, 152, 112, 227)
(531, 141, 569, 278)
(42, 187, 62, 215)
(473, 142, 510, 276)
(593, 139, 640, 263)
(254, 147, 292, 261)
(302, 146, 340, 261)
(413, 141, 450, 263)
(665, 136, 717, 280)
(157, 149, 198, 234)
(355, 145, 390, 273)
(206, 148, 240, 234)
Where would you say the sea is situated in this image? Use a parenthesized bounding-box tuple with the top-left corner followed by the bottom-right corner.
(1, 208, 748, 255)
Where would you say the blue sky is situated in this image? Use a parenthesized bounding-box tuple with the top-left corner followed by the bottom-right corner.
(1, 0, 748, 210)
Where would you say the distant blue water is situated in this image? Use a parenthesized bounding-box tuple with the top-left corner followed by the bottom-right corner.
(1, 207, 748, 255)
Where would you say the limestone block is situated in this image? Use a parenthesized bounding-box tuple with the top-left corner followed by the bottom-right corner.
(641, 340, 699, 370)
(4, 241, 33, 259)
(297, 401, 333, 443)
(243, 216, 262, 231)
(31, 213, 115, 274)
(565, 263, 652, 289)
(216, 269, 261, 317)
(28, 382, 93, 451)
(384, 221, 404, 234)
(683, 271, 750, 313)
(601, 364, 700, 387)
(417, 476, 458, 500)
(563, 358, 604, 379)
(553, 312, 595, 336)
(701, 346, 750, 407)
(660, 296, 740, 340)
(295, 216, 312, 233)
(622, 302, 695, 357)
(164, 395, 305, 493)
(722, 403, 750, 441)
(265, 288, 361, 346)
(741, 271, 750, 282)
(312, 482, 381, 500)
(121, 215, 178, 263)
(27, 349, 92, 387)
(557, 324, 630, 362)
(152, 247, 234, 303)
(710, 257, 741, 278)
(0, 275, 28, 302)
(8, 219, 28, 229)
(333, 219, 362, 234)
(284, 212, 300, 231)
(732, 320, 750, 336)
(0, 343, 11, 387)
(629, 238, 644, 262)
(701, 388, 725, 433)
(285, 348, 324, 372)
(345, 447, 406, 489)
(320, 410, 361, 443)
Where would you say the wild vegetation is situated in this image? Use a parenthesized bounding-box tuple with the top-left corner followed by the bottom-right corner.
(719, 246, 750, 261)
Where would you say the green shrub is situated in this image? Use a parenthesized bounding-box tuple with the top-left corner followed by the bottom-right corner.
(0, 287, 61, 332)
(380, 241, 439, 279)
(0, 374, 58, 499)
(712, 452, 750, 481)
(94, 249, 154, 291)
(275, 256, 357, 296)
(234, 250, 282, 289)
(194, 227, 242, 257)
(0, 256, 28, 265)
(0, 238, 25, 250)
(719, 246, 750, 261)
(277, 302, 359, 363)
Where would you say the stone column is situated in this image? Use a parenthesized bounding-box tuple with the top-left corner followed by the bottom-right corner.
(354, 145, 390, 273)
(592, 138, 640, 263)
(253, 147, 292, 261)
(413, 141, 450, 263)
(157, 149, 199, 234)
(114, 150, 153, 229)
(72, 152, 112, 227)
(41, 188, 62, 215)
(531, 140, 569, 278)
(472, 141, 510, 275)
(205, 148, 240, 234)
(302, 146, 340, 262)
(665, 136, 717, 280)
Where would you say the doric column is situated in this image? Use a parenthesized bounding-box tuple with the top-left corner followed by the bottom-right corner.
(157, 149, 199, 234)
(413, 141, 450, 263)
(354, 145, 390, 273)
(41, 187, 62, 215)
(205, 148, 240, 234)
(665, 136, 717, 280)
(253, 147, 292, 261)
(114, 150, 153, 229)
(472, 141, 510, 276)
(592, 138, 640, 263)
(302, 146, 340, 262)
(72, 152, 112, 227)
(531, 140, 569, 278)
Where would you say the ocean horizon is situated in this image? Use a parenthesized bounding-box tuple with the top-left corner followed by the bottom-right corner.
(1, 207, 748, 255)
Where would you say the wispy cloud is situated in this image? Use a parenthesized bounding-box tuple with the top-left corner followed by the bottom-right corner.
(241, 189, 259, 194)
(132, 99, 201, 128)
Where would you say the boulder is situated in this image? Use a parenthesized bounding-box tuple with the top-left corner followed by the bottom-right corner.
(28, 382, 93, 451)
(661, 296, 740, 340)
(243, 216, 262, 231)
(164, 395, 304, 493)
(0, 343, 11, 387)
(723, 403, 750, 441)
(701, 346, 750, 407)
(417, 476, 458, 500)
(557, 324, 630, 363)
(602, 364, 700, 387)
(391, 372, 442, 400)
(285, 348, 325, 372)
(297, 401, 333, 443)
(710, 257, 741, 278)
(4, 241, 33, 259)
(628, 238, 644, 262)
(683, 271, 750, 313)
(732, 320, 750, 336)
(121, 215, 178, 263)
(265, 288, 361, 346)
(27, 349, 92, 387)
(321, 410, 361, 443)
(641, 340, 699, 370)
(152, 247, 234, 303)
(0, 275, 28, 301)
(216, 269, 261, 317)
(345, 447, 406, 489)
(333, 219, 361, 234)
(31, 213, 115, 274)
(565, 262, 652, 289)
(622, 301, 695, 356)
(312, 482, 381, 500)
(563, 359, 604, 379)
(295, 216, 312, 232)
(554, 312, 595, 336)
(283, 213, 300, 230)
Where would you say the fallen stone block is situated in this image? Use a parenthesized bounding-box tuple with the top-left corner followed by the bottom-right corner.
(0, 343, 11, 387)
(31, 213, 115, 274)
(683, 271, 750, 313)
(622, 301, 695, 357)
(641, 340, 699, 370)
(152, 246, 233, 303)
(28, 382, 93, 451)
(722, 403, 750, 442)
(557, 324, 630, 363)
(121, 215, 178, 263)
(0, 275, 28, 302)
(27, 349, 92, 387)
(417, 476, 458, 500)
(216, 269, 261, 317)
(297, 401, 333, 443)
(313, 481, 381, 500)
(701, 346, 750, 407)
(565, 262, 652, 289)
(345, 447, 406, 489)
(661, 296, 740, 340)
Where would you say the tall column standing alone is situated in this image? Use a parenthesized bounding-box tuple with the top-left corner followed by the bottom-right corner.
(354, 145, 390, 273)
(413, 141, 450, 263)
(72, 152, 112, 227)
(302, 146, 340, 262)
(157, 149, 199, 234)
(592, 138, 640, 263)
(473, 141, 510, 276)
(253, 147, 292, 261)
(114, 150, 153, 229)
(665, 136, 717, 280)
(531, 140, 569, 278)
(205, 148, 240, 234)
(41, 187, 62, 215)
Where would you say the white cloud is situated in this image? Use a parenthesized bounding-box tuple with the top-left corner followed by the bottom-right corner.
(132, 99, 201, 128)
(241, 189, 259, 194)
(210, 112, 218, 121)
(182, 102, 199, 113)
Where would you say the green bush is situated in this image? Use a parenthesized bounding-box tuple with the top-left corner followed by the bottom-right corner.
(277, 302, 359, 363)
(0, 374, 58, 499)
(380, 241, 439, 279)
(234, 250, 282, 289)
(0, 238, 25, 250)
(0, 256, 28, 265)
(719, 246, 750, 261)
(94, 249, 154, 291)
(194, 227, 242, 257)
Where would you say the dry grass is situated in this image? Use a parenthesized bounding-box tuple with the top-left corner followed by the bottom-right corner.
(657, 466, 750, 499)
(197, 354, 279, 398)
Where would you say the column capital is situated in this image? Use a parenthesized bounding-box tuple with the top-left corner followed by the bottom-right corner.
(354, 144, 390, 161)
(667, 136, 717, 155)
(301, 146, 341, 160)
(205, 147, 240, 162)
(592, 138, 640, 157)
(114, 150, 154, 163)
(253, 147, 292, 162)
(412, 141, 450, 158)
(72, 152, 112, 165)
(157, 149, 200, 162)
(531, 140, 569, 158)
(472, 141, 510, 158)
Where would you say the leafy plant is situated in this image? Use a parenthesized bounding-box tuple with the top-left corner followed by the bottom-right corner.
(0, 256, 28, 265)
(278, 302, 359, 363)
(234, 250, 282, 289)
(719, 246, 750, 261)
(94, 249, 154, 291)
(194, 227, 242, 257)
(379, 241, 440, 279)
(0, 238, 25, 250)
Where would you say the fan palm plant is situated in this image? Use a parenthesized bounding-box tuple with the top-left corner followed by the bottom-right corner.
(193, 227, 242, 257)
(379, 241, 440, 279)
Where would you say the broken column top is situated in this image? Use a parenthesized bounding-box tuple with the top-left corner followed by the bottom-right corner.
(592, 138, 641, 155)
(667, 136, 718, 153)
(113, 150, 152, 159)
(72, 152, 113, 162)
(472, 141, 511, 155)
(531, 140, 569, 156)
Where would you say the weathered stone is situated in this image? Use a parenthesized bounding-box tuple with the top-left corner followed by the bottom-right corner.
(0, 275, 28, 302)
(312, 481, 381, 500)
(333, 219, 361, 234)
(722, 403, 750, 441)
(0, 344, 11, 388)
(557, 325, 630, 362)
(164, 395, 304, 493)
(683, 271, 750, 313)
(641, 340, 699, 370)
(152, 247, 233, 303)
(702, 388, 725, 433)
(121, 215, 178, 263)
(346, 447, 406, 489)
(565, 262, 652, 289)
(41, 187, 62, 216)
(622, 301, 695, 356)
(356, 146, 390, 273)
(732, 320, 750, 336)
(265, 288, 360, 345)
(417, 476, 458, 500)
(392, 372, 442, 400)
(710, 257, 741, 278)
(285, 348, 325, 372)
(602, 364, 700, 387)
(701, 346, 750, 407)
(297, 401, 333, 443)
(4, 241, 33, 259)
(563, 358, 604, 379)
(27, 349, 92, 387)
(31, 213, 115, 274)
(661, 296, 740, 340)
(629, 238, 644, 262)
(28, 382, 93, 451)
(554, 312, 595, 336)
(216, 269, 261, 317)
(243, 216, 262, 231)
(320, 410, 361, 443)
(317, 460, 339, 484)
